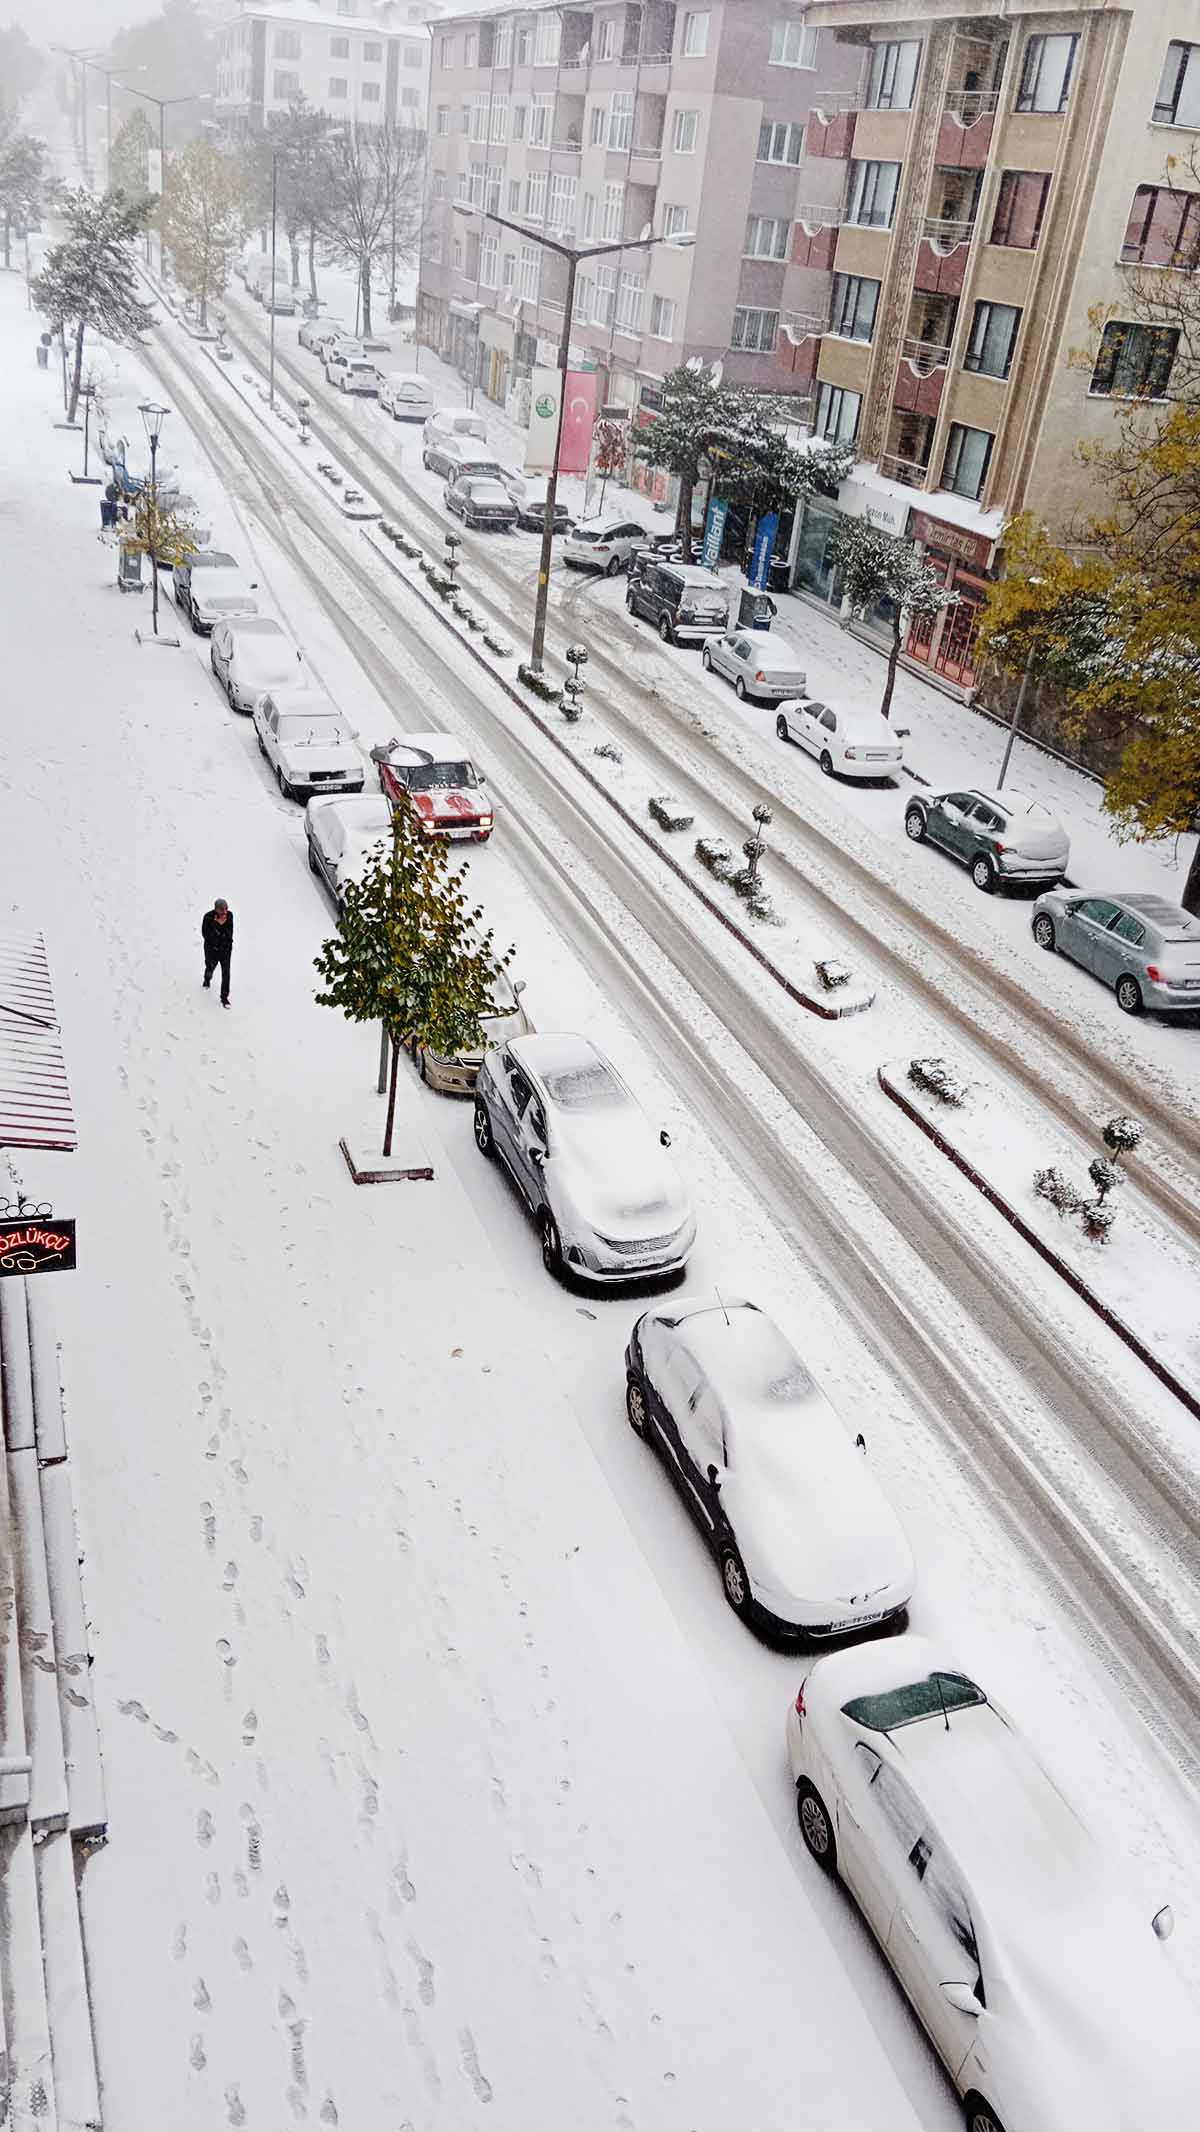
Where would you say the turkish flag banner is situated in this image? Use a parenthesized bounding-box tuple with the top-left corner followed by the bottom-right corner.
(558, 371, 598, 476)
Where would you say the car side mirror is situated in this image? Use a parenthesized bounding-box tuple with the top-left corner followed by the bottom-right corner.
(939, 1982, 980, 2017)
(513, 978, 526, 996)
(1153, 1906, 1175, 1941)
(660, 1129, 671, 1148)
(530, 1146, 545, 1167)
(855, 1433, 866, 1453)
(369, 742, 393, 763)
(706, 1463, 723, 1489)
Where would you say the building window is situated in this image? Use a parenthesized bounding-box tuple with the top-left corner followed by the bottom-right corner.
(814, 381, 860, 443)
(549, 171, 577, 232)
(273, 71, 300, 97)
(731, 305, 779, 352)
(1015, 33, 1078, 114)
(530, 93, 554, 145)
(589, 101, 605, 145)
(433, 171, 446, 200)
(491, 96, 509, 142)
(471, 95, 489, 141)
(468, 163, 485, 208)
(517, 25, 532, 65)
(1154, 41, 1200, 126)
(401, 84, 419, 107)
(519, 243, 539, 301)
(616, 269, 644, 333)
(597, 18, 617, 62)
(328, 77, 348, 98)
(513, 104, 527, 140)
(650, 293, 677, 339)
(941, 422, 994, 499)
(672, 108, 699, 153)
(495, 20, 512, 68)
(830, 273, 879, 341)
(480, 232, 498, 288)
(1121, 184, 1200, 268)
(508, 178, 521, 211)
(534, 13, 561, 64)
(609, 91, 634, 149)
(1090, 321, 1179, 398)
(744, 214, 789, 259)
(486, 162, 501, 213)
(453, 237, 463, 271)
(663, 202, 689, 236)
(769, 21, 818, 68)
(435, 104, 449, 136)
(525, 170, 547, 220)
(429, 231, 442, 264)
(581, 192, 596, 238)
(361, 81, 381, 103)
(438, 35, 454, 67)
(502, 250, 515, 289)
(758, 119, 803, 164)
(336, 1, 352, 14)
(682, 11, 710, 58)
(363, 41, 382, 63)
(990, 169, 1051, 248)
(404, 43, 421, 66)
(455, 172, 467, 200)
(847, 160, 900, 228)
(463, 31, 476, 67)
(575, 275, 593, 323)
(460, 104, 470, 133)
(964, 300, 1020, 378)
(595, 265, 617, 326)
(274, 29, 300, 58)
(330, 36, 349, 57)
(866, 39, 920, 111)
(602, 180, 624, 239)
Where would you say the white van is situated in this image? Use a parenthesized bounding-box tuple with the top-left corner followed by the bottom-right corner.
(379, 372, 436, 422)
(422, 406, 488, 450)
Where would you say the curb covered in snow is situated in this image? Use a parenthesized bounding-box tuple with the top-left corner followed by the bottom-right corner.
(876, 1065, 1200, 1425)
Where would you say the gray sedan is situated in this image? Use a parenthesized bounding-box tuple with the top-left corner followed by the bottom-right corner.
(702, 630, 808, 702)
(1032, 890, 1200, 1016)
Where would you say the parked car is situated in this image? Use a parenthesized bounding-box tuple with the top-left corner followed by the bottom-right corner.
(786, 1635, 1200, 2132)
(178, 563, 260, 637)
(324, 345, 379, 395)
(444, 474, 517, 530)
(241, 256, 271, 300)
(254, 688, 364, 802)
(423, 406, 488, 450)
(1031, 890, 1200, 1017)
(261, 272, 296, 316)
(372, 733, 493, 841)
(625, 1299, 914, 1634)
(173, 548, 239, 628)
(411, 962, 533, 1094)
(777, 697, 905, 781)
(702, 628, 809, 702)
(423, 432, 503, 481)
(209, 615, 303, 713)
(905, 787, 1068, 893)
(626, 560, 729, 644)
(305, 793, 393, 906)
(498, 468, 571, 533)
(473, 1033, 696, 1281)
(378, 371, 436, 421)
(300, 316, 349, 358)
(562, 518, 648, 576)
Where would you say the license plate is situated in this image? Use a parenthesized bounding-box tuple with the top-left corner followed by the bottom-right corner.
(825, 1610, 886, 1635)
(865, 751, 889, 761)
(444, 826, 476, 840)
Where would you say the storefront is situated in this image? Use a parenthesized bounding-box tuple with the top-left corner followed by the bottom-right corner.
(903, 508, 996, 693)
(791, 495, 842, 606)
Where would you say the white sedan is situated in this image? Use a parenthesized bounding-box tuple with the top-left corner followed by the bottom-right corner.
(702, 629, 809, 702)
(305, 793, 393, 906)
(625, 1300, 914, 1634)
(253, 688, 364, 803)
(209, 616, 303, 714)
(787, 1635, 1200, 2132)
(562, 518, 648, 576)
(776, 696, 905, 780)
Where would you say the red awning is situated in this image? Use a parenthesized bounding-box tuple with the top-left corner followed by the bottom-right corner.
(0, 933, 77, 1153)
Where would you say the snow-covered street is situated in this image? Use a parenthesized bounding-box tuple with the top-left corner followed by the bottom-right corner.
(5, 241, 1200, 2132)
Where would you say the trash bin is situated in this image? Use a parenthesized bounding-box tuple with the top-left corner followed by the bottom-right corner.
(117, 544, 144, 593)
(738, 588, 777, 633)
(36, 342, 49, 370)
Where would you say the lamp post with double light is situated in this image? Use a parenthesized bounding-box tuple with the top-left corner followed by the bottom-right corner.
(113, 86, 213, 274)
(138, 400, 169, 638)
(451, 202, 693, 674)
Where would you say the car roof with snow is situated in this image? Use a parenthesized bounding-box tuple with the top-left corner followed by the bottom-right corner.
(968, 788, 1059, 819)
(657, 1300, 817, 1412)
(310, 795, 391, 834)
(198, 578, 258, 606)
(734, 633, 805, 666)
(187, 550, 238, 569)
(261, 685, 340, 717)
(223, 615, 286, 637)
(1109, 893, 1197, 928)
(508, 1034, 632, 1107)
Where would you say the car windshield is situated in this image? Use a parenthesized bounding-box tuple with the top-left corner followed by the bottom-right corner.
(208, 592, 254, 612)
(277, 715, 345, 743)
(402, 760, 476, 791)
(842, 1672, 987, 1732)
(541, 1057, 628, 1111)
(192, 552, 237, 570)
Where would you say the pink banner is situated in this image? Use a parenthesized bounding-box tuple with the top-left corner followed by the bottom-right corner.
(558, 371, 598, 476)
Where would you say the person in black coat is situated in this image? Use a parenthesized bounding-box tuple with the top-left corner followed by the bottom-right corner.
(201, 900, 234, 1006)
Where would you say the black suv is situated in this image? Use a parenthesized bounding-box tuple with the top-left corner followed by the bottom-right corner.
(625, 561, 730, 645)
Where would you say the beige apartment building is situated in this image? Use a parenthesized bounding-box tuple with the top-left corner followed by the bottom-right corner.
(418, 0, 860, 498)
(782, 0, 1200, 692)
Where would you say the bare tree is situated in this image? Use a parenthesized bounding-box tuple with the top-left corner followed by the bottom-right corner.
(318, 122, 424, 338)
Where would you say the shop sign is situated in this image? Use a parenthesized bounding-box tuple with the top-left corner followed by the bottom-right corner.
(0, 1217, 76, 1278)
(702, 497, 729, 571)
(837, 475, 909, 538)
(749, 511, 780, 590)
(639, 381, 664, 414)
(909, 509, 994, 571)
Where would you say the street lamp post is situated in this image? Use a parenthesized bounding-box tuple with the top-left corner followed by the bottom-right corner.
(452, 203, 692, 674)
(138, 400, 169, 638)
(113, 86, 213, 276)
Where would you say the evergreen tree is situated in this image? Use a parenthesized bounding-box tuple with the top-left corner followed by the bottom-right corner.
(317, 122, 424, 338)
(829, 516, 956, 722)
(32, 187, 155, 421)
(634, 363, 738, 560)
(0, 121, 46, 271)
(314, 805, 512, 1158)
(109, 108, 156, 209)
(0, 26, 45, 121)
(159, 137, 245, 329)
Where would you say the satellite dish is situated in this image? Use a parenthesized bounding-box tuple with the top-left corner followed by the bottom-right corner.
(638, 221, 652, 242)
(686, 355, 704, 372)
(710, 359, 724, 386)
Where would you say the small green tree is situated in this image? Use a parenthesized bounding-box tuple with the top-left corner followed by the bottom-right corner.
(315, 806, 512, 1158)
(829, 516, 957, 721)
(32, 187, 155, 420)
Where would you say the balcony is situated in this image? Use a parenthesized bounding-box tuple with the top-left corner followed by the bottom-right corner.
(777, 312, 827, 382)
(894, 338, 950, 417)
(791, 205, 841, 272)
(877, 452, 930, 488)
(807, 99, 857, 163)
(938, 90, 996, 168)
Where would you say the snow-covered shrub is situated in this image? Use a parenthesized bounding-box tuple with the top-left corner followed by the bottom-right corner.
(482, 632, 511, 657)
(517, 663, 560, 701)
(908, 1057, 968, 1107)
(593, 741, 623, 763)
(695, 836, 735, 881)
(1088, 1155, 1124, 1202)
(814, 959, 851, 992)
(649, 796, 694, 832)
(559, 692, 583, 723)
(1033, 1167, 1086, 1218)
(730, 868, 781, 923)
(1080, 1200, 1117, 1245)
(1102, 1115, 1142, 1162)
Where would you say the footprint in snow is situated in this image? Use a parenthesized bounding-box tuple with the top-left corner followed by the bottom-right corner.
(193, 1977, 211, 2012)
(119, 1699, 149, 1723)
(225, 2084, 246, 2127)
(223, 1561, 238, 1590)
(242, 1709, 258, 1746)
(232, 1937, 253, 1973)
(458, 2028, 493, 2105)
(196, 1810, 215, 1849)
(217, 1639, 237, 1667)
(171, 1925, 187, 1962)
(189, 2035, 207, 2073)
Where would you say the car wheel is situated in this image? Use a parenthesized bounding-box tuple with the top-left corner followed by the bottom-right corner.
(701, 645, 712, 671)
(307, 842, 319, 875)
(819, 749, 834, 777)
(904, 806, 927, 842)
(277, 767, 291, 802)
(971, 853, 996, 893)
(776, 714, 789, 743)
(626, 591, 637, 614)
(720, 1546, 752, 1618)
(626, 1375, 649, 1438)
(605, 554, 623, 578)
(1033, 914, 1056, 951)
(964, 2100, 1007, 2132)
(540, 1211, 564, 1277)
(735, 676, 747, 701)
(417, 1045, 430, 1084)
(796, 1781, 837, 1875)
(1115, 974, 1144, 1016)
(472, 1101, 493, 1157)
(658, 614, 673, 644)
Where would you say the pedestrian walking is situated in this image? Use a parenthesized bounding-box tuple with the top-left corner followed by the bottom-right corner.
(201, 900, 234, 1008)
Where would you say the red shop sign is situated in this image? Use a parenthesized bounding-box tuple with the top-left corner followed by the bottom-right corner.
(0, 1217, 76, 1278)
(909, 509, 994, 572)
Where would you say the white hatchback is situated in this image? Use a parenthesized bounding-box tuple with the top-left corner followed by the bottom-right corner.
(776, 696, 905, 780)
(254, 688, 364, 803)
(787, 1637, 1200, 2132)
(379, 371, 435, 421)
(562, 518, 648, 576)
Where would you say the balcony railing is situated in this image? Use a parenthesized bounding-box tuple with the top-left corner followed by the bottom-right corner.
(943, 88, 999, 121)
(780, 310, 830, 344)
(900, 336, 952, 374)
(877, 452, 930, 488)
(793, 202, 842, 230)
(811, 89, 860, 115)
(921, 215, 977, 248)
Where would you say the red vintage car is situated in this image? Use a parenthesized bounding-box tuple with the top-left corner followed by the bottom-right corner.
(370, 733, 494, 842)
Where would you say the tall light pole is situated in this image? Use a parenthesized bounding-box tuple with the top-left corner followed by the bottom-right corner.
(138, 401, 169, 638)
(452, 203, 692, 673)
(114, 86, 212, 275)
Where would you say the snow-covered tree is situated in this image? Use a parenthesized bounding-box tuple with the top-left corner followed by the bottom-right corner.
(0, 121, 46, 271)
(0, 25, 45, 121)
(109, 108, 155, 210)
(317, 123, 424, 339)
(634, 364, 738, 560)
(1102, 1114, 1142, 1162)
(273, 97, 335, 299)
(32, 188, 155, 422)
(830, 516, 957, 722)
(314, 805, 511, 1159)
(159, 137, 245, 329)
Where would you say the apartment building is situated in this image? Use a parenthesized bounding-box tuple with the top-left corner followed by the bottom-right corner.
(215, 0, 437, 130)
(418, 0, 860, 469)
(780, 0, 1200, 693)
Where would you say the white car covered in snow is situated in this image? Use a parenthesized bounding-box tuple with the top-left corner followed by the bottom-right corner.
(209, 616, 303, 713)
(254, 687, 364, 803)
(473, 1034, 695, 1282)
(787, 1636, 1200, 2132)
(305, 793, 393, 905)
(776, 696, 904, 780)
(625, 1300, 914, 1634)
(562, 517, 648, 576)
(378, 371, 436, 421)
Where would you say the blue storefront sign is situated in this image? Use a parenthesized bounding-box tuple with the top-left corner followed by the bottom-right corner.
(701, 496, 729, 571)
(749, 511, 780, 590)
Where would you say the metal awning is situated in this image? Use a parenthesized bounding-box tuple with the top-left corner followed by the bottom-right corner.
(0, 934, 77, 1152)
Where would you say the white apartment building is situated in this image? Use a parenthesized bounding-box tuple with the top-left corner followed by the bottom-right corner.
(216, 0, 438, 129)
